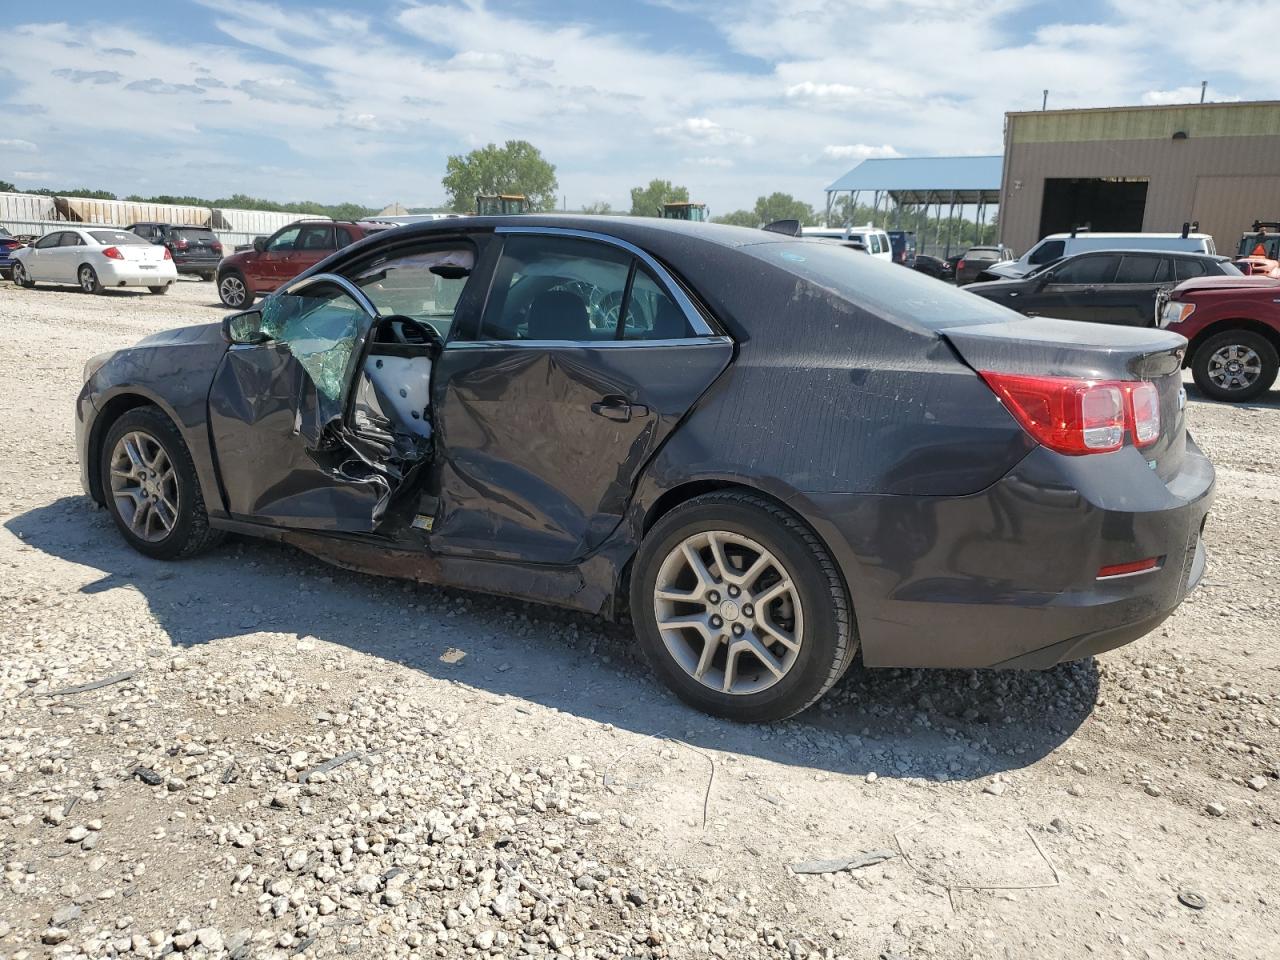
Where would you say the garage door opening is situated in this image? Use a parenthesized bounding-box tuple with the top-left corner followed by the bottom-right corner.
(1039, 177, 1149, 238)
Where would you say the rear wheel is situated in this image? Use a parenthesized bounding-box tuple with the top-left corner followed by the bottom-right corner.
(218, 271, 253, 308)
(78, 264, 103, 295)
(1191, 329, 1279, 403)
(12, 262, 34, 288)
(100, 407, 224, 560)
(148, 284, 170, 295)
(630, 492, 856, 722)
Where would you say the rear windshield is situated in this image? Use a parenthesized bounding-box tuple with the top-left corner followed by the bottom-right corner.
(170, 228, 217, 242)
(89, 230, 149, 245)
(747, 239, 1018, 330)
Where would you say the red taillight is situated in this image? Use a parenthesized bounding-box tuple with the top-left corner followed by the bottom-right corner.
(1097, 557, 1162, 579)
(980, 372, 1124, 454)
(163, 248, 173, 260)
(957, 259, 966, 270)
(102, 246, 124, 260)
(212, 242, 223, 254)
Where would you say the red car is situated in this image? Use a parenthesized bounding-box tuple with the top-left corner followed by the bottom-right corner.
(1160, 275, 1280, 402)
(216, 220, 382, 308)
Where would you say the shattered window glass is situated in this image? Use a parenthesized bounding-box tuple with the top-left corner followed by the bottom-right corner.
(260, 286, 368, 413)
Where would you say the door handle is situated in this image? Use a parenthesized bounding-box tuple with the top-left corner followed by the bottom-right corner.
(591, 396, 647, 422)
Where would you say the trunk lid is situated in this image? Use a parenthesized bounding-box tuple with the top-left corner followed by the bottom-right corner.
(119, 243, 169, 263)
(939, 315, 1188, 481)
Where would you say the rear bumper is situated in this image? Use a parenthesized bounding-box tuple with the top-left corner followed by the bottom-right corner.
(173, 256, 221, 274)
(808, 438, 1215, 669)
(98, 261, 179, 287)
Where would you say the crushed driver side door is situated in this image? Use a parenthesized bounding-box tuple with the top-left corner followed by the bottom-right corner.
(207, 274, 426, 531)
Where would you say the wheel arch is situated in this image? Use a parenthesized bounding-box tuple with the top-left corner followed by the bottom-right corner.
(613, 477, 859, 625)
(1185, 318, 1280, 367)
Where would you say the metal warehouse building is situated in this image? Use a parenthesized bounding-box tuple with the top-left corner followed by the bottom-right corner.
(999, 99, 1280, 256)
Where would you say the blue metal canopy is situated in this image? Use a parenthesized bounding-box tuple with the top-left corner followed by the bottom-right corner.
(825, 155, 1003, 204)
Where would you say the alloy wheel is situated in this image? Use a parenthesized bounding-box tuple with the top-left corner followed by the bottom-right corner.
(13, 263, 26, 285)
(653, 530, 804, 695)
(1207, 344, 1263, 392)
(109, 430, 179, 543)
(79, 266, 95, 293)
(220, 275, 246, 307)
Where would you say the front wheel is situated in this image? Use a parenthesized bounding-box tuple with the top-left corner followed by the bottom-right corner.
(12, 262, 35, 288)
(218, 271, 253, 308)
(1191, 329, 1279, 403)
(78, 264, 103, 294)
(148, 284, 170, 295)
(100, 407, 224, 560)
(630, 492, 857, 722)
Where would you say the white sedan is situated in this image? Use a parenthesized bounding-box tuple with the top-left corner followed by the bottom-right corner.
(11, 227, 178, 294)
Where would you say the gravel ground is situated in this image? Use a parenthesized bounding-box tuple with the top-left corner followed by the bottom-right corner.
(0, 278, 1277, 960)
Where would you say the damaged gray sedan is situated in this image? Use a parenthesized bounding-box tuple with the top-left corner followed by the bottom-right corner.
(77, 217, 1213, 722)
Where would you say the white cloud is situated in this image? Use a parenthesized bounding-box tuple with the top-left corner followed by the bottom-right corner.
(786, 81, 865, 101)
(656, 117, 754, 147)
(1141, 87, 1241, 106)
(822, 144, 900, 160)
(684, 155, 735, 168)
(0, 139, 38, 153)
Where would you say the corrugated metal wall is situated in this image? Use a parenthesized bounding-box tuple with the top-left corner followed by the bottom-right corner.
(1000, 102, 1280, 255)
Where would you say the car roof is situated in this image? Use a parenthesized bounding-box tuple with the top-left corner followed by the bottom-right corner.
(1062, 248, 1226, 259)
(1044, 232, 1212, 240)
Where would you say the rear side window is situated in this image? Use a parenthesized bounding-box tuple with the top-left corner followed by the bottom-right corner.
(1054, 255, 1118, 284)
(747, 239, 1015, 331)
(89, 230, 148, 245)
(1028, 240, 1065, 264)
(1114, 255, 1171, 283)
(1176, 258, 1209, 280)
(481, 235, 632, 341)
(59, 232, 85, 247)
(169, 228, 216, 243)
(623, 268, 691, 340)
(296, 224, 336, 251)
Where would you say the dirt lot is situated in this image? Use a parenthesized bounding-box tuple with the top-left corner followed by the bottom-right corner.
(0, 279, 1277, 960)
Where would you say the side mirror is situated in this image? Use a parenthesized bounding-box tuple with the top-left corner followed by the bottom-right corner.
(253, 236, 268, 252)
(222, 309, 271, 345)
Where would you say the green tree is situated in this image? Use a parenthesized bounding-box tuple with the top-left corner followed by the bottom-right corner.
(752, 192, 818, 226)
(580, 201, 614, 215)
(441, 140, 559, 212)
(712, 209, 759, 228)
(0, 180, 16, 193)
(629, 179, 688, 217)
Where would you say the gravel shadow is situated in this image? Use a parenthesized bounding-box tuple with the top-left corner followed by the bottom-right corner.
(6, 496, 1099, 784)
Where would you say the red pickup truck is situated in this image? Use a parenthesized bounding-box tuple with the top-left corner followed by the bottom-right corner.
(216, 220, 383, 308)
(1160, 275, 1280, 402)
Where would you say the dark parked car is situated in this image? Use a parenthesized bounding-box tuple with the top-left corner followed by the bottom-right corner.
(1159, 274, 1280, 401)
(0, 227, 24, 279)
(127, 223, 224, 280)
(76, 217, 1213, 722)
(965, 250, 1241, 326)
(955, 244, 1014, 285)
(215, 220, 383, 308)
(912, 254, 953, 281)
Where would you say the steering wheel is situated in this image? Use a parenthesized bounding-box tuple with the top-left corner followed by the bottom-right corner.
(381, 314, 439, 347)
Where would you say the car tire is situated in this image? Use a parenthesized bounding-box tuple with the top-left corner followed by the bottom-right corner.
(630, 491, 857, 722)
(99, 406, 225, 561)
(218, 271, 253, 309)
(12, 262, 35, 288)
(78, 264, 103, 295)
(1191, 329, 1279, 403)
(148, 284, 171, 295)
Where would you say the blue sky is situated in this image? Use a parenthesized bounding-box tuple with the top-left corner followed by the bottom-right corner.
(0, 0, 1266, 214)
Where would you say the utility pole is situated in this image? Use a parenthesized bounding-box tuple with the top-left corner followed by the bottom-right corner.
(1042, 89, 1048, 111)
(1200, 81, 1207, 104)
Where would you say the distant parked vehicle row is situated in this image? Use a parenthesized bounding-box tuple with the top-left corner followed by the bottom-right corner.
(965, 250, 1239, 326)
(802, 225, 893, 260)
(127, 222, 224, 281)
(216, 219, 386, 308)
(985, 230, 1217, 281)
(10, 227, 177, 294)
(911, 254, 954, 281)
